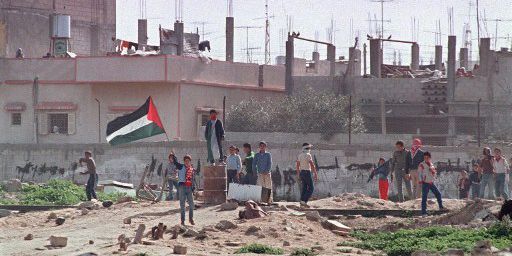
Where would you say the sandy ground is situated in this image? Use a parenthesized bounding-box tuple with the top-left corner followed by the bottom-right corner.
(0, 193, 503, 256)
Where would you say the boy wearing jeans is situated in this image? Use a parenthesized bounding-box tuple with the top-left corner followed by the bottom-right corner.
(253, 141, 273, 203)
(418, 151, 445, 216)
(296, 143, 318, 206)
(226, 145, 242, 190)
(493, 148, 510, 200)
(178, 155, 196, 226)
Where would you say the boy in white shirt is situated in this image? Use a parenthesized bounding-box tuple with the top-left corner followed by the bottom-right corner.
(493, 148, 509, 200)
(296, 143, 318, 206)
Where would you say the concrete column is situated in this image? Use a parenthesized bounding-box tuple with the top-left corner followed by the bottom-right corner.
(380, 98, 386, 135)
(174, 21, 184, 56)
(363, 43, 367, 75)
(90, 24, 100, 56)
(285, 36, 294, 95)
(225, 17, 234, 62)
(312, 51, 320, 62)
(327, 44, 336, 77)
(460, 47, 469, 69)
(138, 19, 148, 50)
(435, 45, 443, 70)
(447, 35, 456, 137)
(369, 39, 381, 78)
(479, 38, 491, 75)
(411, 43, 420, 71)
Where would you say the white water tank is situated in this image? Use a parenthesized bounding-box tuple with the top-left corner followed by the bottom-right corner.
(49, 14, 71, 38)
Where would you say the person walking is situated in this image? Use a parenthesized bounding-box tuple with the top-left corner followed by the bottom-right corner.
(493, 148, 509, 200)
(469, 163, 482, 199)
(165, 152, 182, 201)
(407, 139, 424, 199)
(226, 145, 242, 190)
(390, 141, 413, 202)
(79, 151, 98, 201)
(418, 152, 445, 216)
(296, 143, 318, 206)
(242, 143, 257, 185)
(178, 155, 196, 226)
(252, 141, 273, 203)
(368, 158, 391, 200)
(204, 109, 225, 165)
(479, 147, 496, 199)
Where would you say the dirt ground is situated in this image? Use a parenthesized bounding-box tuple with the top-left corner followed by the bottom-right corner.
(0, 193, 504, 256)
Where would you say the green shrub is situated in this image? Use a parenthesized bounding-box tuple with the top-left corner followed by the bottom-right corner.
(235, 243, 284, 255)
(290, 248, 318, 256)
(340, 225, 512, 256)
(97, 191, 127, 202)
(21, 179, 86, 205)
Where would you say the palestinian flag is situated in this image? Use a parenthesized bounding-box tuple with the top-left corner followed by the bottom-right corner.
(106, 97, 166, 145)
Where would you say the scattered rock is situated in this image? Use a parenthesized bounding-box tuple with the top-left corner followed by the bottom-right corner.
(444, 248, 464, 256)
(78, 201, 100, 210)
(3, 179, 22, 192)
(49, 236, 68, 247)
(142, 240, 155, 245)
(116, 196, 134, 204)
(220, 201, 238, 211)
(257, 234, 266, 239)
(269, 232, 279, 238)
(307, 228, 314, 232)
(283, 241, 291, 246)
(24, 234, 33, 240)
(321, 220, 352, 233)
(332, 230, 350, 236)
(195, 230, 208, 240)
(245, 226, 261, 235)
(133, 224, 146, 244)
(357, 199, 375, 207)
(20, 222, 28, 227)
(89, 240, 94, 245)
(55, 217, 66, 226)
(333, 197, 342, 202)
(81, 209, 89, 215)
(279, 205, 288, 211)
(311, 246, 325, 251)
(346, 215, 362, 219)
(123, 217, 131, 224)
(0, 209, 12, 218)
(305, 211, 323, 222)
(174, 245, 188, 255)
(183, 228, 199, 238)
(102, 201, 113, 208)
(475, 240, 492, 249)
(47, 212, 57, 220)
(411, 250, 439, 256)
(215, 220, 237, 231)
(225, 241, 245, 247)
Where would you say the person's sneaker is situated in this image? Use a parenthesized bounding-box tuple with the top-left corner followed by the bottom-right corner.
(189, 219, 195, 225)
(421, 213, 428, 218)
(181, 221, 185, 226)
(439, 206, 448, 211)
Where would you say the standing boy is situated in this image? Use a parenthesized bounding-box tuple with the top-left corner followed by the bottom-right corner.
(79, 151, 98, 201)
(493, 148, 509, 200)
(165, 152, 182, 201)
(242, 143, 257, 185)
(479, 147, 495, 199)
(469, 163, 482, 199)
(226, 145, 242, 189)
(407, 139, 424, 199)
(390, 141, 413, 202)
(296, 143, 318, 206)
(458, 170, 471, 199)
(368, 158, 391, 200)
(204, 109, 225, 164)
(252, 141, 273, 203)
(418, 151, 444, 216)
(178, 155, 196, 226)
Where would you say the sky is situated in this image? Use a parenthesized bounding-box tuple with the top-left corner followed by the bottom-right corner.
(116, 0, 512, 64)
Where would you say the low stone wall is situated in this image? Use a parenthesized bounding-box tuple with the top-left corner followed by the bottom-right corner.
(1, 141, 508, 200)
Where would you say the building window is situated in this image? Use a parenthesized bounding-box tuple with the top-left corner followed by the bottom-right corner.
(11, 113, 21, 125)
(48, 113, 68, 134)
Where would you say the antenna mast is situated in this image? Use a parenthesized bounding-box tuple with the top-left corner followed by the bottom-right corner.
(264, 0, 271, 65)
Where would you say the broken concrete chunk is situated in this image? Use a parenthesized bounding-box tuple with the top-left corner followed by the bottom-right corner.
(102, 200, 113, 208)
(133, 224, 146, 244)
(220, 201, 238, 211)
(215, 220, 237, 231)
(305, 211, 323, 222)
(116, 196, 134, 204)
(47, 212, 58, 220)
(0, 209, 12, 218)
(244, 225, 261, 235)
(3, 179, 22, 192)
(444, 249, 464, 256)
(123, 217, 131, 224)
(174, 245, 188, 255)
(55, 217, 66, 226)
(49, 236, 68, 247)
(283, 241, 291, 246)
(24, 234, 33, 240)
(81, 209, 89, 215)
(322, 220, 352, 233)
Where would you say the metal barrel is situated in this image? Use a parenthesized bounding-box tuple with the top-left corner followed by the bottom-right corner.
(203, 165, 226, 204)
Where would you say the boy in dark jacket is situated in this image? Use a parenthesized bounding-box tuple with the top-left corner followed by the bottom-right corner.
(458, 170, 471, 199)
(406, 139, 425, 199)
(205, 109, 225, 164)
(368, 158, 391, 200)
(469, 163, 482, 199)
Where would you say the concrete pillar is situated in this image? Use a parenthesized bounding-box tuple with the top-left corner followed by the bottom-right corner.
(380, 98, 386, 135)
(369, 39, 381, 78)
(174, 21, 184, 56)
(363, 43, 367, 75)
(138, 19, 148, 50)
(479, 38, 491, 75)
(447, 35, 456, 137)
(411, 43, 420, 71)
(90, 24, 100, 56)
(348, 47, 361, 76)
(285, 36, 294, 95)
(327, 44, 336, 77)
(460, 47, 469, 69)
(435, 45, 443, 70)
(225, 17, 234, 62)
(312, 51, 320, 62)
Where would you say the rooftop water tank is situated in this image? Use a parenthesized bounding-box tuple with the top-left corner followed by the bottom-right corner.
(49, 14, 71, 39)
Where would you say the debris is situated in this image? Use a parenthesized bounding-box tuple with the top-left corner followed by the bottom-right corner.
(245, 226, 261, 235)
(305, 211, 323, 222)
(116, 196, 134, 204)
(49, 235, 68, 247)
(81, 209, 89, 215)
(48, 212, 57, 220)
(24, 234, 33, 240)
(151, 223, 166, 240)
(182, 228, 199, 238)
(0, 209, 12, 218)
(239, 200, 268, 219)
(123, 217, 131, 224)
(174, 245, 188, 255)
(331, 230, 350, 236)
(346, 215, 362, 219)
(195, 230, 208, 240)
(3, 179, 22, 192)
(444, 248, 464, 256)
(321, 220, 352, 233)
(220, 201, 238, 211)
(102, 201, 113, 208)
(311, 245, 325, 251)
(225, 241, 245, 247)
(133, 224, 146, 244)
(215, 220, 237, 231)
(473, 240, 492, 256)
(55, 217, 66, 226)
(283, 241, 291, 246)
(142, 240, 155, 245)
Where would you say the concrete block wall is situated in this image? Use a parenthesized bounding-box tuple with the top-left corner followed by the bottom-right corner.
(455, 77, 488, 102)
(352, 78, 424, 103)
(0, 141, 500, 200)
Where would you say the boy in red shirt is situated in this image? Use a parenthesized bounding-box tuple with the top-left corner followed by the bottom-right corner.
(418, 152, 445, 216)
(178, 155, 196, 225)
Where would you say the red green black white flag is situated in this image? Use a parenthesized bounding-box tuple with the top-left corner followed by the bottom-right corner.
(106, 97, 166, 146)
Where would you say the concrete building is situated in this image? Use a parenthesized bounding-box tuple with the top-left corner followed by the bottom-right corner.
(0, 55, 284, 143)
(0, 0, 116, 57)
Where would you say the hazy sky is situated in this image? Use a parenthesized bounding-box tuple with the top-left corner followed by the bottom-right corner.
(117, 0, 512, 64)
